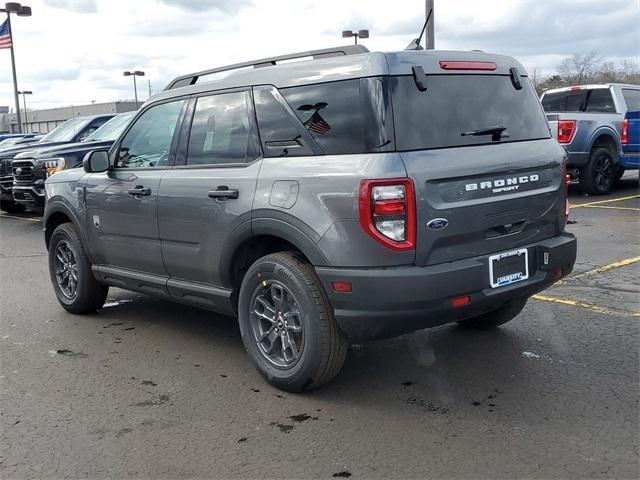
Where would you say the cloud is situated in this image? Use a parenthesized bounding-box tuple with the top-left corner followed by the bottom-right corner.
(43, 0, 98, 14)
(157, 0, 254, 13)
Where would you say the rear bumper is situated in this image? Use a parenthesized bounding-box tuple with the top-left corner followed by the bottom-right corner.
(564, 150, 589, 168)
(619, 152, 640, 169)
(316, 233, 577, 341)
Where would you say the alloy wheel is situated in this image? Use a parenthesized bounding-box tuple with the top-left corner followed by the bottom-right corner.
(250, 281, 304, 368)
(54, 240, 78, 299)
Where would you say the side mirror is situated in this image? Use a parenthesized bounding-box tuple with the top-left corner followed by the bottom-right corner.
(83, 150, 110, 173)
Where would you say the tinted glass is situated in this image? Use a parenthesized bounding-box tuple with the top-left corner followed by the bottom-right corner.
(85, 112, 135, 142)
(253, 86, 316, 157)
(281, 78, 393, 155)
(541, 90, 587, 112)
(117, 100, 184, 168)
(187, 91, 257, 165)
(392, 75, 550, 151)
(622, 89, 640, 111)
(585, 89, 616, 113)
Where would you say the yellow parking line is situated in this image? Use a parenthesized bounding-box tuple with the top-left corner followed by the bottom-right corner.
(554, 256, 640, 286)
(572, 194, 640, 208)
(0, 214, 41, 223)
(532, 294, 640, 317)
(579, 205, 640, 212)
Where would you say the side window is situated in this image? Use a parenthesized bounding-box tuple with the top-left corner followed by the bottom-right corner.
(253, 86, 316, 157)
(186, 91, 258, 165)
(585, 89, 616, 113)
(622, 89, 640, 111)
(117, 100, 185, 168)
(281, 79, 364, 155)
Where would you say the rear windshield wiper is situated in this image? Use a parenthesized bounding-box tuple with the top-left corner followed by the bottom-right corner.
(461, 125, 509, 141)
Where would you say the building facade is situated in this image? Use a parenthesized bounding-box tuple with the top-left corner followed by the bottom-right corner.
(0, 101, 138, 134)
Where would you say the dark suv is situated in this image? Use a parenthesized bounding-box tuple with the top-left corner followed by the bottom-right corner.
(11, 112, 135, 211)
(0, 114, 114, 213)
(43, 46, 577, 391)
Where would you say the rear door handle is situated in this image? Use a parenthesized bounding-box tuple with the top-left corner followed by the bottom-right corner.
(208, 186, 239, 200)
(128, 186, 151, 196)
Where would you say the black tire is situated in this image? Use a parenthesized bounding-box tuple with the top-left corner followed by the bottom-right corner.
(238, 252, 348, 392)
(579, 147, 617, 195)
(48, 223, 108, 314)
(456, 298, 528, 330)
(0, 199, 25, 214)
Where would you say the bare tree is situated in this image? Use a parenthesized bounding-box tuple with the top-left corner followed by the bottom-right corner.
(558, 51, 602, 84)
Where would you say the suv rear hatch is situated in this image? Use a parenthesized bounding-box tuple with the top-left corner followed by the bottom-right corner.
(389, 68, 566, 267)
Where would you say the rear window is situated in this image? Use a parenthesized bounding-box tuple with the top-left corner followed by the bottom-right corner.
(622, 89, 640, 111)
(542, 88, 616, 113)
(391, 75, 550, 151)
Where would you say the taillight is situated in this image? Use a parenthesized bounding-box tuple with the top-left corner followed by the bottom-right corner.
(621, 118, 629, 144)
(557, 120, 576, 144)
(359, 178, 416, 251)
(563, 159, 570, 223)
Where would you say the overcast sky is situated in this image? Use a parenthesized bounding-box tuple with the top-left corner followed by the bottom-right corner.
(1, 0, 638, 110)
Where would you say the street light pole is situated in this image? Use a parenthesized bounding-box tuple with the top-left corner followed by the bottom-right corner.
(426, 0, 434, 49)
(341, 29, 369, 45)
(1, 3, 32, 134)
(17, 89, 31, 132)
(123, 70, 145, 108)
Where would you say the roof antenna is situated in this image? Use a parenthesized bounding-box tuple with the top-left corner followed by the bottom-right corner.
(405, 8, 432, 50)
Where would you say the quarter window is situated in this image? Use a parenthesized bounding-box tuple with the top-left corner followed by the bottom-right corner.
(117, 100, 185, 168)
(622, 89, 640, 111)
(585, 89, 616, 113)
(187, 91, 258, 165)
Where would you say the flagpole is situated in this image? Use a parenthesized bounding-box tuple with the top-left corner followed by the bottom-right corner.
(6, 12, 22, 133)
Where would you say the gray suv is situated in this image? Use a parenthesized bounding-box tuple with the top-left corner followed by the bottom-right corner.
(43, 45, 577, 391)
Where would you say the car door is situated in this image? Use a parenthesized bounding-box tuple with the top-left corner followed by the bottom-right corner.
(85, 99, 186, 284)
(158, 90, 262, 306)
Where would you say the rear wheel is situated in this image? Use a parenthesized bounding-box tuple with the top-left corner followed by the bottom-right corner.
(579, 147, 617, 195)
(238, 252, 348, 392)
(48, 223, 108, 314)
(0, 199, 25, 214)
(457, 298, 528, 330)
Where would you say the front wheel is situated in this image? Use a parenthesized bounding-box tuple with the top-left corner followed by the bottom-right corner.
(48, 223, 108, 314)
(456, 298, 528, 330)
(238, 252, 348, 392)
(579, 147, 617, 195)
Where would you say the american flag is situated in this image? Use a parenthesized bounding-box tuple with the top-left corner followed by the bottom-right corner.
(305, 110, 332, 135)
(0, 19, 11, 50)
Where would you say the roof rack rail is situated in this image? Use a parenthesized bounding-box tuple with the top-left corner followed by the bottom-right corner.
(164, 44, 369, 90)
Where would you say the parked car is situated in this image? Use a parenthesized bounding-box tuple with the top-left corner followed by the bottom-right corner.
(0, 133, 32, 143)
(620, 110, 640, 169)
(541, 83, 640, 194)
(11, 112, 135, 211)
(44, 46, 576, 391)
(0, 114, 115, 213)
(0, 134, 44, 150)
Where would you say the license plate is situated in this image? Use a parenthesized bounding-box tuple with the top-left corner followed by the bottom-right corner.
(489, 248, 529, 288)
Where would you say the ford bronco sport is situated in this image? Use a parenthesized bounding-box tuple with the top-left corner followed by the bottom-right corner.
(43, 45, 577, 391)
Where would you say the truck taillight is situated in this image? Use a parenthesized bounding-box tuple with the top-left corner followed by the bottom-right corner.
(621, 118, 629, 145)
(557, 120, 577, 144)
(359, 178, 416, 251)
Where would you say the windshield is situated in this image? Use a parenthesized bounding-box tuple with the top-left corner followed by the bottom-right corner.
(84, 112, 135, 142)
(391, 74, 550, 151)
(41, 117, 91, 142)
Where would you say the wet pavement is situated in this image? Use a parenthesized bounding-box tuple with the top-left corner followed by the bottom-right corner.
(1, 173, 638, 479)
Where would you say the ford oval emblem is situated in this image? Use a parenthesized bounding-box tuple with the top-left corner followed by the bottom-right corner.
(427, 218, 449, 231)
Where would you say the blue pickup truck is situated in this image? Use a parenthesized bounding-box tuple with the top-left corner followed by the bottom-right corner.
(621, 110, 640, 169)
(541, 83, 640, 194)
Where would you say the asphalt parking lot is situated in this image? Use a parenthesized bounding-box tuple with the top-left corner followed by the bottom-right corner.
(1, 174, 638, 479)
